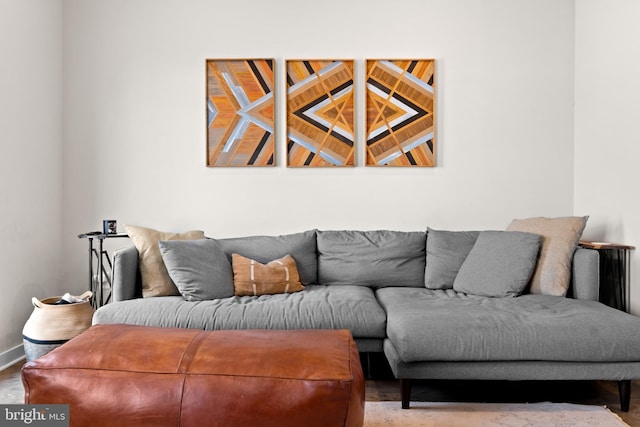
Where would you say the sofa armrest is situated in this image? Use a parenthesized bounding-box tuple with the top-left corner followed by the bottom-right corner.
(112, 245, 141, 301)
(570, 248, 599, 301)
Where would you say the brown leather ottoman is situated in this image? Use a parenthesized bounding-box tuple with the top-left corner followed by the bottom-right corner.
(22, 324, 364, 427)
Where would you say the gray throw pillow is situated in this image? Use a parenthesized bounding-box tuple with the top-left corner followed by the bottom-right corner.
(453, 231, 541, 297)
(425, 228, 480, 289)
(158, 239, 234, 301)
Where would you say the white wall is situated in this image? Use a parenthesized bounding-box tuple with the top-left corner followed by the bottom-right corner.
(574, 0, 640, 314)
(5, 0, 639, 362)
(62, 0, 577, 288)
(0, 0, 63, 364)
(7, 0, 640, 365)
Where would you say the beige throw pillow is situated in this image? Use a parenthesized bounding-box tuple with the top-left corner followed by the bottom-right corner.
(506, 216, 588, 296)
(124, 224, 205, 297)
(232, 253, 304, 296)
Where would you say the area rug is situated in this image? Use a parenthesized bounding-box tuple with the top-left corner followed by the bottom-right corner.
(364, 401, 629, 427)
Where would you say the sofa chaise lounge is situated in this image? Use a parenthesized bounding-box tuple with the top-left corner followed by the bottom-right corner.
(93, 222, 640, 411)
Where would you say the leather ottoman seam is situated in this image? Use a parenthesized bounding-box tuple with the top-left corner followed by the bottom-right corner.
(177, 331, 209, 373)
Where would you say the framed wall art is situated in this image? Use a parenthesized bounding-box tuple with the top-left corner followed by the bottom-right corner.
(286, 60, 355, 167)
(206, 59, 275, 167)
(365, 59, 435, 166)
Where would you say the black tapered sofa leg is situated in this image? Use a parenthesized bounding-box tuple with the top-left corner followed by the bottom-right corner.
(618, 380, 631, 412)
(401, 379, 412, 409)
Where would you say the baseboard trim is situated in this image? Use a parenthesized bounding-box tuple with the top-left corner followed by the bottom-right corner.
(0, 343, 25, 371)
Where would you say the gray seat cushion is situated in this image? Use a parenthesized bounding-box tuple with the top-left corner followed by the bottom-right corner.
(377, 287, 640, 363)
(93, 285, 387, 339)
(317, 230, 426, 287)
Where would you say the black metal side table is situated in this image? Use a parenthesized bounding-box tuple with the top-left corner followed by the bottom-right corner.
(579, 240, 635, 312)
(78, 232, 129, 308)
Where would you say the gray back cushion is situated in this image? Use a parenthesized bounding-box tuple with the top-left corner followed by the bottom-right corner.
(425, 228, 480, 289)
(317, 230, 426, 288)
(217, 230, 318, 285)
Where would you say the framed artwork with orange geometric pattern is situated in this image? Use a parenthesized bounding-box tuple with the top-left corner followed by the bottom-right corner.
(365, 59, 435, 166)
(206, 59, 275, 167)
(286, 60, 355, 167)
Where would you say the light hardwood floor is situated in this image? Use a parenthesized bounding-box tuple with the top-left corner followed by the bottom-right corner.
(3, 360, 639, 425)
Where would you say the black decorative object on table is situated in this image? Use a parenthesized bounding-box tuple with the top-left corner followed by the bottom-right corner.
(579, 240, 635, 312)
(103, 219, 118, 234)
(78, 231, 129, 308)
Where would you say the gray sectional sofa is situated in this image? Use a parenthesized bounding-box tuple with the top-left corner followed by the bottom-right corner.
(93, 228, 640, 411)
